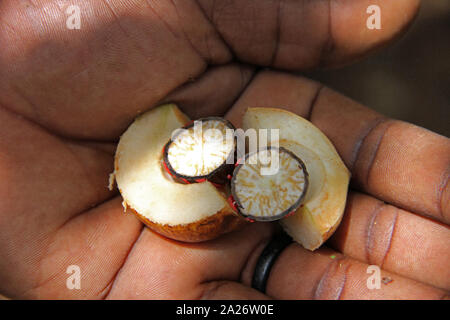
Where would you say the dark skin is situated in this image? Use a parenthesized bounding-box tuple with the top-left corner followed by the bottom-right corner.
(0, 0, 449, 299)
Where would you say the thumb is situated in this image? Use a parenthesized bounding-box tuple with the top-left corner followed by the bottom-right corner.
(105, 223, 276, 299)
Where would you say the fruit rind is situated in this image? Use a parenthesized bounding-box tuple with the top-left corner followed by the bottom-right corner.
(131, 206, 246, 242)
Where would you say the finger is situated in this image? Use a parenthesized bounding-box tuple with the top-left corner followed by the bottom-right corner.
(328, 192, 450, 290)
(0, 0, 221, 140)
(226, 71, 450, 224)
(1, 1, 419, 140)
(241, 245, 447, 300)
(15, 198, 141, 299)
(197, 0, 420, 68)
(162, 63, 254, 119)
(105, 222, 276, 299)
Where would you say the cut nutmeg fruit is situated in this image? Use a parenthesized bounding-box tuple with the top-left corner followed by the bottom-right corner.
(163, 117, 236, 185)
(231, 147, 309, 222)
(112, 104, 245, 242)
(241, 108, 350, 251)
(111, 103, 349, 248)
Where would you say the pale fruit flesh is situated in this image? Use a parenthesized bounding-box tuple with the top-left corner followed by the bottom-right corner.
(113, 104, 244, 242)
(242, 107, 350, 250)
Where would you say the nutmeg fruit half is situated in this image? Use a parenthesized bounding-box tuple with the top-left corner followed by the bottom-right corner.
(241, 107, 350, 250)
(112, 104, 245, 242)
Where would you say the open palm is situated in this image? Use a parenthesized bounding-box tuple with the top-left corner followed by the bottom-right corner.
(0, 0, 448, 299)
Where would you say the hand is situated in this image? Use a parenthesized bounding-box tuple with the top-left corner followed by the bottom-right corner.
(0, 0, 448, 300)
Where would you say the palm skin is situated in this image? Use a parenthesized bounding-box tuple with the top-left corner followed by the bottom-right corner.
(0, 0, 449, 299)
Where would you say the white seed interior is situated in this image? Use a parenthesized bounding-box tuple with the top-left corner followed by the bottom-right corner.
(167, 120, 234, 177)
(234, 149, 306, 218)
